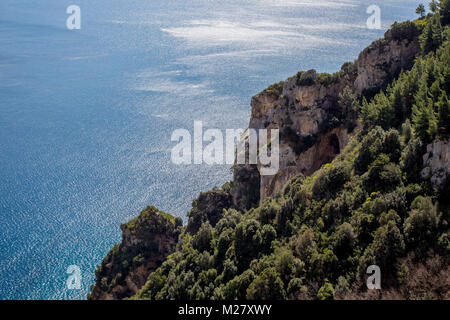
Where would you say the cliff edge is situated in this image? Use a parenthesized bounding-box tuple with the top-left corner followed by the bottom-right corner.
(88, 206, 182, 300)
(232, 23, 420, 210)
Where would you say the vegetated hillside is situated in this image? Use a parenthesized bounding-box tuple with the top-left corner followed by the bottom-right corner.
(89, 3, 450, 300)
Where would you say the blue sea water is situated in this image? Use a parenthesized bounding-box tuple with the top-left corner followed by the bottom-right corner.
(0, 0, 423, 299)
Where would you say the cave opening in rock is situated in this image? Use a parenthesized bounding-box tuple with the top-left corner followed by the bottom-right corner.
(329, 134, 340, 155)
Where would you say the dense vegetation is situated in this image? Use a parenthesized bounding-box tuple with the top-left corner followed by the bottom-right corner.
(93, 2, 450, 300)
(361, 8, 450, 142)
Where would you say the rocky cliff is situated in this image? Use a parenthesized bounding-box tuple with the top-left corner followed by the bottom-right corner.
(88, 206, 182, 300)
(232, 23, 420, 209)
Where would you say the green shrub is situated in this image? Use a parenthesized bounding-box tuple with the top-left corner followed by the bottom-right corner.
(360, 220, 405, 278)
(216, 228, 233, 264)
(341, 61, 357, 75)
(222, 259, 238, 282)
(193, 222, 214, 252)
(387, 21, 422, 42)
(312, 163, 351, 200)
(355, 127, 386, 174)
(296, 70, 317, 86)
(331, 222, 356, 258)
(383, 129, 402, 163)
(261, 225, 277, 253)
(401, 138, 424, 183)
(274, 248, 304, 285)
(339, 86, 359, 131)
(287, 278, 308, 299)
(364, 154, 403, 193)
(404, 196, 440, 250)
(246, 268, 286, 300)
(295, 227, 317, 261)
(263, 81, 284, 97)
(187, 186, 233, 235)
(234, 220, 262, 270)
(222, 270, 255, 300)
(317, 280, 335, 300)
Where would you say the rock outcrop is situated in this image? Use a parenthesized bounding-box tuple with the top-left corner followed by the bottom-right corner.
(89, 206, 181, 300)
(354, 25, 420, 94)
(232, 24, 420, 209)
(421, 139, 450, 189)
(186, 184, 234, 235)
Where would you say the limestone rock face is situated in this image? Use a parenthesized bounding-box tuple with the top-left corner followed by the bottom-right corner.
(186, 185, 234, 235)
(232, 164, 261, 211)
(421, 140, 450, 188)
(232, 28, 420, 209)
(89, 206, 181, 300)
(354, 33, 420, 93)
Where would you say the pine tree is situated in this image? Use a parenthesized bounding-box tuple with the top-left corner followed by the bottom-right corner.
(402, 66, 420, 117)
(431, 14, 443, 49)
(375, 91, 395, 129)
(430, 0, 438, 12)
(420, 21, 435, 54)
(440, 0, 450, 26)
(412, 76, 438, 142)
(439, 34, 450, 93)
(360, 97, 371, 127)
(391, 83, 405, 125)
(420, 15, 443, 55)
(338, 86, 359, 130)
(413, 101, 438, 143)
(416, 4, 426, 18)
(429, 79, 442, 103)
(437, 92, 450, 137)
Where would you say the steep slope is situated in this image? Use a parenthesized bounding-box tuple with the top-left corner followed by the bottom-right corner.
(232, 22, 421, 210)
(90, 6, 450, 300)
(88, 206, 182, 300)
